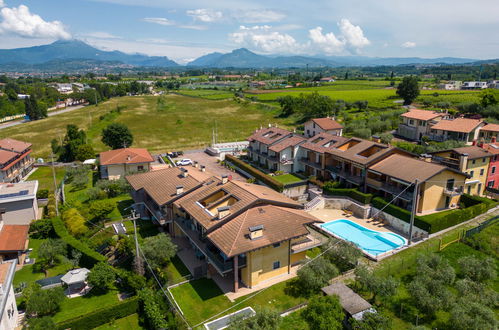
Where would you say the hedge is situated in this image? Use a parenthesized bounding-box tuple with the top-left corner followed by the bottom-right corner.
(323, 183, 373, 205)
(56, 296, 139, 330)
(371, 197, 432, 232)
(51, 217, 106, 267)
(225, 154, 284, 192)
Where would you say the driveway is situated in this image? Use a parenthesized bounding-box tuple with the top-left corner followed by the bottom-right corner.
(173, 151, 246, 182)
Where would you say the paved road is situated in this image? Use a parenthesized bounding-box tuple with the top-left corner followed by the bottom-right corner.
(0, 105, 86, 130)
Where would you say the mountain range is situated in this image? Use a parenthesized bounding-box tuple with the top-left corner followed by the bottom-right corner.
(0, 40, 494, 71)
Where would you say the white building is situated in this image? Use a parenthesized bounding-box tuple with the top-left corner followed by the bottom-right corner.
(0, 260, 18, 330)
(461, 81, 488, 90)
(439, 81, 462, 90)
(304, 118, 343, 138)
(0, 181, 39, 225)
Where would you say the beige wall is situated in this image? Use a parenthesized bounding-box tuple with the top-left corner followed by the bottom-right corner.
(104, 162, 151, 180)
(464, 158, 490, 196)
(418, 170, 466, 214)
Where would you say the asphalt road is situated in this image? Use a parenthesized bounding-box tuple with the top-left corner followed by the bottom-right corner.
(0, 105, 86, 130)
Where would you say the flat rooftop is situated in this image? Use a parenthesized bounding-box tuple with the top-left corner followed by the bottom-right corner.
(0, 181, 37, 202)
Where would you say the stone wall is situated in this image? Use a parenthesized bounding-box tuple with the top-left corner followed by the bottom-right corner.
(323, 196, 371, 219)
(371, 207, 428, 237)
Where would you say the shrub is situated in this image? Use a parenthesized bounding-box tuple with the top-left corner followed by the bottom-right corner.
(62, 208, 88, 236)
(37, 189, 49, 199)
(225, 155, 284, 192)
(95, 178, 130, 197)
(323, 183, 373, 204)
(89, 200, 116, 221)
(29, 219, 55, 239)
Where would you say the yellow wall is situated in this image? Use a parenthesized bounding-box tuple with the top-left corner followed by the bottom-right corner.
(290, 251, 306, 265)
(418, 170, 466, 214)
(106, 163, 150, 180)
(464, 158, 490, 196)
(241, 240, 291, 288)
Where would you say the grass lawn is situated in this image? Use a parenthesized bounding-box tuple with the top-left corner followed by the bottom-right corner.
(280, 310, 309, 330)
(52, 289, 120, 323)
(94, 313, 143, 330)
(170, 277, 307, 327)
(27, 166, 66, 192)
(272, 173, 304, 184)
(166, 255, 191, 284)
(0, 95, 290, 158)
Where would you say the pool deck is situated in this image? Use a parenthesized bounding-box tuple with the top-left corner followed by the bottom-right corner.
(308, 209, 392, 232)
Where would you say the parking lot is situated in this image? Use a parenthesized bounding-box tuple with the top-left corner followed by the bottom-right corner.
(173, 151, 246, 182)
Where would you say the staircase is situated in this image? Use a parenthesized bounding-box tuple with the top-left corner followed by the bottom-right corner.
(305, 196, 324, 211)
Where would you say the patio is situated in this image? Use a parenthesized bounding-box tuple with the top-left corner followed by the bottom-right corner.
(307, 208, 393, 232)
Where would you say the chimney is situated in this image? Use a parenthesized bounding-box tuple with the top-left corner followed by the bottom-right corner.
(459, 153, 469, 171)
(478, 140, 484, 148)
(194, 161, 199, 168)
(221, 174, 228, 184)
(492, 136, 497, 143)
(371, 135, 381, 143)
(200, 165, 206, 172)
(176, 185, 184, 195)
(126, 155, 131, 161)
(182, 169, 189, 178)
(249, 225, 264, 240)
(472, 140, 477, 146)
(217, 206, 230, 219)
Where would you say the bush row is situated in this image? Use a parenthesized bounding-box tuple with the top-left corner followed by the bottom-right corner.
(225, 154, 284, 192)
(323, 182, 373, 204)
(56, 296, 139, 330)
(371, 197, 432, 232)
(51, 217, 106, 267)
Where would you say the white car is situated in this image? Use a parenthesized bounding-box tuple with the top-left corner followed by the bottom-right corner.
(176, 158, 193, 166)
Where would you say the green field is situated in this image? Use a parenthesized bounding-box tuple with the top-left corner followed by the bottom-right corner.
(94, 313, 143, 330)
(175, 90, 235, 100)
(0, 95, 290, 158)
(27, 166, 65, 192)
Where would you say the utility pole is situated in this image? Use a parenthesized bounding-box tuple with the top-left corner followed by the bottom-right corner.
(408, 179, 420, 245)
(131, 209, 144, 275)
(50, 153, 59, 217)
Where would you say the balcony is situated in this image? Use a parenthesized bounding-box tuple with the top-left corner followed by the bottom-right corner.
(443, 186, 463, 196)
(366, 178, 413, 201)
(300, 157, 322, 169)
(327, 165, 363, 185)
(291, 235, 323, 253)
(432, 155, 460, 169)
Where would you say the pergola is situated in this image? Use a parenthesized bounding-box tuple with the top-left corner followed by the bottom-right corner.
(61, 268, 90, 294)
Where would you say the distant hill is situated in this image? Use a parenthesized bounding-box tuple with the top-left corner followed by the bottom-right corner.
(0, 40, 178, 67)
(187, 48, 478, 68)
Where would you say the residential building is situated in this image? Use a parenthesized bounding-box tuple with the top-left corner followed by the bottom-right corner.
(50, 83, 73, 94)
(266, 136, 306, 173)
(428, 118, 484, 144)
(99, 148, 154, 180)
(0, 260, 19, 330)
(126, 166, 216, 227)
(0, 138, 34, 183)
(479, 123, 499, 142)
(172, 178, 322, 292)
(397, 109, 446, 141)
(0, 181, 38, 225)
(487, 80, 499, 89)
(480, 139, 499, 190)
(439, 81, 462, 90)
(304, 118, 343, 137)
(0, 217, 29, 262)
(430, 146, 493, 196)
(295, 133, 348, 179)
(247, 127, 293, 169)
(461, 81, 487, 89)
(366, 154, 467, 214)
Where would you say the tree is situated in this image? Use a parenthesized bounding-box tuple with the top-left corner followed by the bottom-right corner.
(297, 257, 339, 294)
(396, 76, 420, 105)
(54, 124, 87, 162)
(354, 265, 398, 302)
(277, 95, 298, 117)
(458, 256, 496, 282)
(29, 219, 54, 239)
(62, 208, 88, 236)
(141, 233, 177, 270)
(302, 295, 344, 330)
(75, 144, 95, 161)
(379, 133, 393, 144)
(228, 307, 281, 330)
(88, 199, 115, 221)
(26, 286, 65, 317)
(350, 311, 392, 330)
(324, 240, 362, 271)
(37, 239, 66, 267)
(87, 262, 116, 291)
(449, 301, 497, 330)
(24, 95, 47, 120)
(479, 89, 499, 108)
(101, 123, 133, 149)
(138, 288, 169, 329)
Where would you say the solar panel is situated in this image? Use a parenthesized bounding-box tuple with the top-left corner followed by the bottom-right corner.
(0, 189, 30, 199)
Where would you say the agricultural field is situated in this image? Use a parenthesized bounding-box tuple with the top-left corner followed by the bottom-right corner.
(0, 94, 290, 157)
(174, 89, 235, 100)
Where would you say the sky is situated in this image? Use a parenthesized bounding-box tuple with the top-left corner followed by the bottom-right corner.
(0, 0, 498, 64)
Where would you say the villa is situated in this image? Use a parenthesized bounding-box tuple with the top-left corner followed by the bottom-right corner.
(428, 118, 484, 144)
(303, 117, 343, 138)
(479, 123, 499, 142)
(99, 148, 154, 180)
(397, 109, 446, 141)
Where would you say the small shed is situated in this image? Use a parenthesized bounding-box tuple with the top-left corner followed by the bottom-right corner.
(61, 268, 90, 294)
(321, 282, 375, 320)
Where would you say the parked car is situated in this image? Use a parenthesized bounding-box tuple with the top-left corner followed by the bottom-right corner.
(176, 158, 193, 166)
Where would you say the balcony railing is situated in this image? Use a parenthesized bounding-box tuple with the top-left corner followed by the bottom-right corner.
(327, 165, 363, 185)
(300, 157, 322, 169)
(367, 179, 413, 201)
(291, 235, 323, 253)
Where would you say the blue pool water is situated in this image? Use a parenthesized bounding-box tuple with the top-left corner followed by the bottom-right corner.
(320, 219, 406, 256)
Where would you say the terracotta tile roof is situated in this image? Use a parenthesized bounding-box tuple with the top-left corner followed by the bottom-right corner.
(207, 205, 320, 257)
(430, 118, 483, 133)
(450, 146, 493, 160)
(99, 148, 154, 166)
(0, 138, 31, 153)
(368, 154, 466, 183)
(481, 123, 499, 133)
(301, 133, 348, 153)
(401, 109, 443, 121)
(0, 263, 10, 284)
(311, 118, 343, 130)
(126, 166, 217, 206)
(175, 180, 301, 231)
(0, 149, 19, 165)
(482, 143, 499, 155)
(269, 136, 306, 153)
(326, 138, 400, 166)
(0, 225, 29, 251)
(247, 127, 293, 145)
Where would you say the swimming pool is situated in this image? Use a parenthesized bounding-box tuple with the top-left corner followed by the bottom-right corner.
(320, 219, 406, 256)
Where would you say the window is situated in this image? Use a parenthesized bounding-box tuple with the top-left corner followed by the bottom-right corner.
(488, 180, 494, 187)
(478, 183, 482, 194)
(469, 170, 474, 177)
(409, 119, 414, 125)
(137, 165, 144, 171)
(480, 168, 484, 176)
(482, 158, 486, 163)
(467, 185, 471, 194)
(273, 243, 281, 248)
(272, 261, 280, 270)
(472, 159, 476, 165)
(492, 166, 496, 174)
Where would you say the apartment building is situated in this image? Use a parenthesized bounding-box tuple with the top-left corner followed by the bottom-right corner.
(266, 136, 306, 172)
(480, 140, 499, 190)
(430, 146, 493, 196)
(247, 127, 294, 169)
(428, 118, 484, 144)
(303, 117, 343, 138)
(397, 109, 446, 141)
(0, 138, 34, 183)
(366, 154, 467, 214)
(100, 148, 154, 180)
(0, 260, 19, 330)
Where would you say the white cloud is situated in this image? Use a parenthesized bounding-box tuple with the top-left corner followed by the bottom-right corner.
(186, 8, 223, 22)
(338, 19, 370, 51)
(308, 27, 344, 55)
(82, 31, 122, 39)
(142, 17, 174, 26)
(229, 25, 301, 54)
(233, 9, 285, 23)
(401, 41, 416, 48)
(0, 4, 71, 39)
(0, 1, 5, 8)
